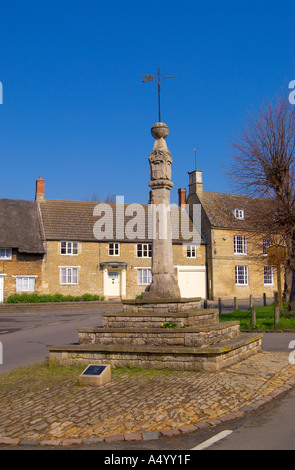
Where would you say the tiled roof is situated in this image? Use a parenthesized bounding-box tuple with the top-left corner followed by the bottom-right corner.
(197, 191, 274, 230)
(39, 199, 204, 244)
(0, 199, 45, 253)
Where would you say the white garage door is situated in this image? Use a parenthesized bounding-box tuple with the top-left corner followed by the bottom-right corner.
(177, 267, 206, 299)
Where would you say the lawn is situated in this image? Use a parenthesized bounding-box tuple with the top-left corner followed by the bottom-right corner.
(220, 303, 295, 330)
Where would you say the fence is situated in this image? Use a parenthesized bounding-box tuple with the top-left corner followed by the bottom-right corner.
(203, 293, 276, 314)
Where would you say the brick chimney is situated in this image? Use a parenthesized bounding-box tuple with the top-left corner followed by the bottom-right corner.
(178, 188, 187, 207)
(35, 176, 45, 202)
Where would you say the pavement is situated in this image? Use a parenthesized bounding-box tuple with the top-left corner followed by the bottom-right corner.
(1, 348, 295, 448)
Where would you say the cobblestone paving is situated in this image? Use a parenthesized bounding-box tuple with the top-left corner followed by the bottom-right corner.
(1, 351, 295, 446)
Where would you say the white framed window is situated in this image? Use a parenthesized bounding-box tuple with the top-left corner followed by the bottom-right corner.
(0, 249, 12, 260)
(234, 209, 244, 219)
(186, 245, 196, 258)
(235, 266, 248, 285)
(234, 235, 247, 255)
(60, 267, 78, 284)
(16, 277, 35, 292)
(262, 238, 271, 255)
(61, 242, 78, 255)
(137, 243, 152, 258)
(109, 242, 120, 256)
(137, 268, 152, 285)
(264, 266, 274, 285)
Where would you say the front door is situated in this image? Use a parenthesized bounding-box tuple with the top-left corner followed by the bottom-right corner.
(106, 271, 120, 296)
(0, 276, 4, 303)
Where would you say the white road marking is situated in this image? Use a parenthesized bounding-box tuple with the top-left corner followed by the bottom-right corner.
(191, 430, 233, 450)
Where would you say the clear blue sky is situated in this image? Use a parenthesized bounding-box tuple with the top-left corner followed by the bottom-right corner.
(0, 0, 294, 205)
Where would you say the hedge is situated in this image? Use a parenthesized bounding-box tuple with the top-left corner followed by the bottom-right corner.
(6, 293, 105, 303)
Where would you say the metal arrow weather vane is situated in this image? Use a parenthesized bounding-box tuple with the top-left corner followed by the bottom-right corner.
(142, 67, 177, 122)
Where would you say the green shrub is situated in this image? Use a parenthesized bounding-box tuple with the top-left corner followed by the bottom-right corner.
(6, 293, 104, 304)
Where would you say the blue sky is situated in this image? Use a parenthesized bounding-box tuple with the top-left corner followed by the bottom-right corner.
(0, 0, 294, 205)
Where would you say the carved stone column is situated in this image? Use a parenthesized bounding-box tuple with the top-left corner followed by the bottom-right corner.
(142, 122, 181, 299)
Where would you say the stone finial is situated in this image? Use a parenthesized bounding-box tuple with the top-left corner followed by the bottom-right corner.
(151, 122, 169, 140)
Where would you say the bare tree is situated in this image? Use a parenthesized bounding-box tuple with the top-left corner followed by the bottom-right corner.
(227, 93, 295, 308)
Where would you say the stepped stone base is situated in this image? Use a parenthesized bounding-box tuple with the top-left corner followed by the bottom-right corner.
(48, 297, 263, 372)
(49, 333, 262, 372)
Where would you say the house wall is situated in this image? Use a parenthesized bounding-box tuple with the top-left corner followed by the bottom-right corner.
(41, 240, 206, 299)
(0, 249, 43, 300)
(210, 228, 282, 300)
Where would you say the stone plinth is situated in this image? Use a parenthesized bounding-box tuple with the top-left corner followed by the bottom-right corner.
(122, 297, 202, 314)
(102, 308, 218, 328)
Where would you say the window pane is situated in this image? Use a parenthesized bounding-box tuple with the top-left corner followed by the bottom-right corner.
(137, 269, 142, 284)
(61, 242, 67, 254)
(234, 236, 247, 254)
(137, 244, 142, 257)
(264, 266, 273, 284)
(235, 266, 248, 284)
(73, 242, 78, 255)
(148, 244, 152, 257)
(142, 270, 147, 284)
(147, 269, 152, 284)
(67, 269, 72, 283)
(72, 268, 78, 284)
(61, 268, 66, 283)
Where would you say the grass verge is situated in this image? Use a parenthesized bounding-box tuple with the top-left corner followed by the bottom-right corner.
(220, 303, 295, 330)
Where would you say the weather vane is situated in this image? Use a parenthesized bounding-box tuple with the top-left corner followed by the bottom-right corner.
(142, 67, 177, 122)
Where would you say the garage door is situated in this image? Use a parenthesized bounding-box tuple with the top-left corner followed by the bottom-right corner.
(177, 267, 206, 299)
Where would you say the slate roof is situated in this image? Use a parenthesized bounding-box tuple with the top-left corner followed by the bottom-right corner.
(0, 199, 45, 254)
(197, 191, 274, 231)
(39, 199, 203, 244)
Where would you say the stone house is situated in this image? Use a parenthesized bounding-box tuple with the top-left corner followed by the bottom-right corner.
(37, 178, 207, 300)
(186, 170, 281, 301)
(0, 198, 45, 302)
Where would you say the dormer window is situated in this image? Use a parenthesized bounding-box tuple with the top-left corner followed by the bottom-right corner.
(234, 209, 244, 220)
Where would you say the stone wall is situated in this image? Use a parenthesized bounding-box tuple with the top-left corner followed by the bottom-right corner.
(0, 250, 43, 300)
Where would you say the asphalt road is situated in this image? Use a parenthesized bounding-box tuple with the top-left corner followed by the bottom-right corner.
(0, 303, 121, 374)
